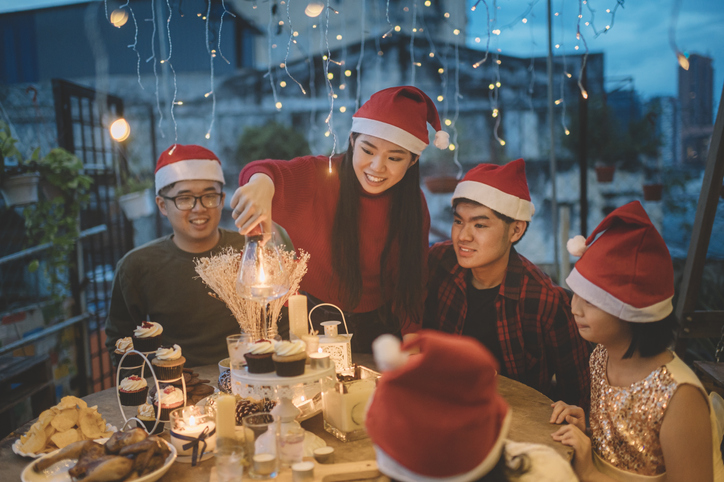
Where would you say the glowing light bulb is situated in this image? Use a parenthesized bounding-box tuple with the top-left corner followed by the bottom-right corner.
(496, 59, 502, 65)
(174, 101, 184, 105)
(475, 37, 481, 43)
(429, 52, 435, 58)
(324, 131, 330, 137)
(555, 44, 560, 49)
(677, 52, 690, 70)
(344, 70, 352, 77)
(522, 18, 528, 23)
(448, 144, 455, 151)
(453, 29, 460, 35)
(110, 9, 128, 28)
(205, 132, 211, 139)
(565, 128, 570, 135)
(444, 119, 452, 126)
(110, 118, 130, 142)
(581, 90, 589, 99)
(336, 34, 342, 40)
(493, 29, 501, 35)
(425, 0, 431, 5)
(275, 101, 282, 109)
(395, 25, 401, 32)
(293, 31, 299, 37)
(492, 109, 498, 118)
(438, 68, 444, 74)
(489, 84, 495, 90)
(340, 84, 346, 90)
(279, 63, 285, 68)
(444, 12, 450, 18)
(305, 1, 324, 17)
(280, 81, 287, 87)
(566, 72, 572, 78)
(496, 82, 501, 88)
(340, 106, 347, 113)
(554, 99, 562, 105)
(437, 95, 444, 102)
(327, 73, 334, 80)
(278, 20, 284, 26)
(499, 139, 506, 146)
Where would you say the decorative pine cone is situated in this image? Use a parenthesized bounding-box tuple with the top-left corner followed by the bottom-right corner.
(218, 370, 232, 394)
(234, 398, 278, 425)
(262, 399, 277, 412)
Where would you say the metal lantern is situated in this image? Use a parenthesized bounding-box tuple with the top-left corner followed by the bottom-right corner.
(308, 303, 353, 373)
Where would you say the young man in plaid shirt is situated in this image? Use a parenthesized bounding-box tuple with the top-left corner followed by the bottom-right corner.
(422, 159, 591, 408)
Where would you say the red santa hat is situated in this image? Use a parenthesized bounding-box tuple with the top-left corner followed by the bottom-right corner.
(451, 158, 535, 221)
(154, 144, 225, 194)
(566, 201, 674, 322)
(366, 331, 511, 482)
(351, 86, 449, 155)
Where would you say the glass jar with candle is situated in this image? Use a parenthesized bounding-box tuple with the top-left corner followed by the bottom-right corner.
(322, 365, 380, 441)
(169, 405, 217, 465)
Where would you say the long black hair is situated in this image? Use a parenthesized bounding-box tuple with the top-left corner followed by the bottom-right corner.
(331, 133, 425, 322)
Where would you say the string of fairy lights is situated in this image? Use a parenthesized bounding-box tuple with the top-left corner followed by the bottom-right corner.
(101, 0, 659, 168)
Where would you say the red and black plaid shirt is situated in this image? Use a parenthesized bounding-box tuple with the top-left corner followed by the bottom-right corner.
(422, 241, 591, 409)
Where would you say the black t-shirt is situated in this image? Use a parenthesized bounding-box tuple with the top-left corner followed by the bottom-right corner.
(462, 278, 504, 366)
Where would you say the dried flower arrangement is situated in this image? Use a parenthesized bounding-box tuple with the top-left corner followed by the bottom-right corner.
(194, 247, 310, 340)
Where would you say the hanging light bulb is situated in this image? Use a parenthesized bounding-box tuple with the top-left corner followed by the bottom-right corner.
(304, 1, 324, 18)
(676, 51, 690, 70)
(110, 118, 130, 142)
(110, 9, 128, 28)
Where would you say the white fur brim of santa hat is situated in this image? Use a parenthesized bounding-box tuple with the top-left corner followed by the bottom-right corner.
(566, 268, 673, 322)
(351, 117, 429, 155)
(452, 159, 535, 221)
(154, 144, 225, 194)
(373, 410, 512, 482)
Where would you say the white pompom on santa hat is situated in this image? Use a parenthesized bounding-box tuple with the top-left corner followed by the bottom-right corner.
(566, 201, 674, 323)
(154, 144, 225, 194)
(351, 86, 449, 155)
(366, 330, 511, 482)
(452, 158, 535, 221)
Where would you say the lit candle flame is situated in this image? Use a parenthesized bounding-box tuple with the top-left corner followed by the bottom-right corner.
(258, 263, 266, 284)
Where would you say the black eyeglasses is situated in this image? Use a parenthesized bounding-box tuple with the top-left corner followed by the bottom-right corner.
(161, 192, 223, 211)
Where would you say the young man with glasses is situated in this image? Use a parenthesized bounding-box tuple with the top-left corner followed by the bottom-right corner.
(105, 144, 293, 367)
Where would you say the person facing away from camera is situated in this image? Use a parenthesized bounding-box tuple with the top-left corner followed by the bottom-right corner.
(550, 201, 724, 482)
(366, 330, 578, 482)
(421, 159, 591, 409)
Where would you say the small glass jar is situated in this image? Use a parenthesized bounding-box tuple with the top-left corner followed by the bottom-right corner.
(321, 365, 380, 441)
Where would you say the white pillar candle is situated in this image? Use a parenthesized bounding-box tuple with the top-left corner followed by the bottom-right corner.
(288, 294, 308, 340)
(170, 419, 217, 456)
(309, 352, 331, 370)
(301, 334, 319, 356)
(216, 394, 236, 439)
(253, 453, 277, 475)
(291, 461, 315, 482)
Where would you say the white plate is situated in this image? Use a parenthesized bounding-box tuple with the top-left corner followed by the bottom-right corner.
(20, 437, 177, 482)
(12, 424, 118, 459)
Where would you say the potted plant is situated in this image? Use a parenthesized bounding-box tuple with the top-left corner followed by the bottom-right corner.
(424, 175, 460, 193)
(23, 147, 93, 299)
(0, 120, 41, 206)
(642, 167, 664, 202)
(116, 175, 155, 220)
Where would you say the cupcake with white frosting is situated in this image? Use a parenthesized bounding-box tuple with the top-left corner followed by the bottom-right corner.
(243, 340, 275, 374)
(154, 385, 185, 421)
(132, 321, 163, 353)
(273, 340, 307, 377)
(115, 337, 144, 368)
(137, 402, 164, 434)
(119, 375, 149, 406)
(151, 344, 186, 380)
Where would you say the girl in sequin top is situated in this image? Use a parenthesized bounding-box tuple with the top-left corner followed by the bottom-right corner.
(549, 201, 724, 482)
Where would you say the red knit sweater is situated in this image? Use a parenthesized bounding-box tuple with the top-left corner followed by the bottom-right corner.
(239, 155, 430, 313)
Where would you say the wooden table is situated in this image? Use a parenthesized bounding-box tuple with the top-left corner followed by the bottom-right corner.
(0, 355, 572, 481)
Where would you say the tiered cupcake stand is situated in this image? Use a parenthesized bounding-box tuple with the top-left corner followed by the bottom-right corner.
(115, 350, 188, 442)
(229, 364, 335, 455)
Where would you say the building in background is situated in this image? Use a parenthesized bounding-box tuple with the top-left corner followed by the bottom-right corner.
(646, 96, 680, 167)
(679, 53, 714, 167)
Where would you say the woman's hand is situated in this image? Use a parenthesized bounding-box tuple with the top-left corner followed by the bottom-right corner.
(550, 400, 586, 433)
(230, 174, 275, 235)
(552, 424, 599, 481)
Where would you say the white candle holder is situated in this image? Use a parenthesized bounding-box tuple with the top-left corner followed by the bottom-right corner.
(169, 405, 217, 466)
(308, 304, 353, 373)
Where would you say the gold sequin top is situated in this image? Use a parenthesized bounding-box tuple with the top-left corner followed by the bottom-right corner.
(589, 344, 675, 476)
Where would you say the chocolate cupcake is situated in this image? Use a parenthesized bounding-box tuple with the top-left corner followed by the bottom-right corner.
(118, 375, 149, 406)
(114, 337, 144, 368)
(152, 344, 186, 380)
(243, 340, 275, 374)
(153, 385, 185, 421)
(132, 321, 163, 353)
(272, 340, 307, 377)
(137, 403, 165, 434)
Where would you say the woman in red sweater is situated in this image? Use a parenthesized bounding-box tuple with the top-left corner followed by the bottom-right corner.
(230, 86, 449, 352)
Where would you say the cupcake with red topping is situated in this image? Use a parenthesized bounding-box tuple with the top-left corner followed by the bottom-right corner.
(272, 340, 307, 377)
(154, 385, 185, 421)
(132, 321, 163, 353)
(243, 340, 275, 374)
(151, 344, 186, 380)
(119, 375, 149, 406)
